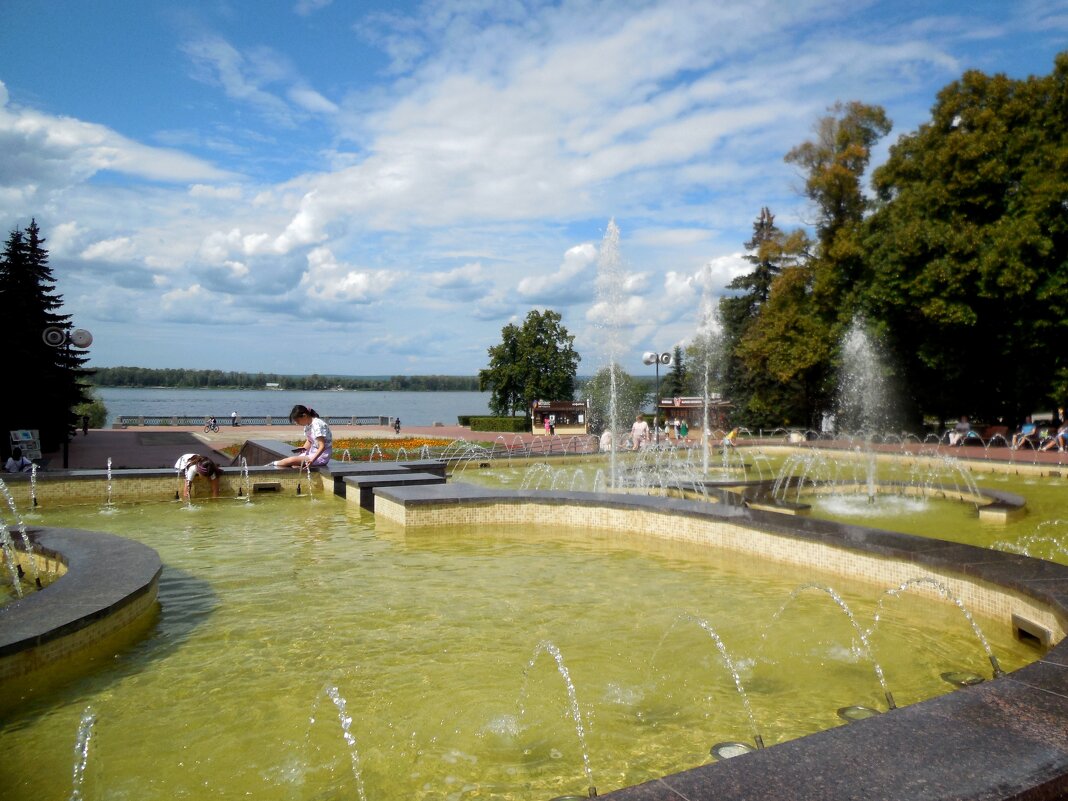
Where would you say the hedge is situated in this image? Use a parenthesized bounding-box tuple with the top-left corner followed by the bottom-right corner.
(465, 416, 530, 433)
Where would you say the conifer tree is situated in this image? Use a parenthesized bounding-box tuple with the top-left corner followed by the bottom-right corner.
(661, 345, 688, 397)
(0, 219, 91, 453)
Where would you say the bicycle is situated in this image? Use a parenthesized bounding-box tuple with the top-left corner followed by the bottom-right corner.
(204, 418, 220, 433)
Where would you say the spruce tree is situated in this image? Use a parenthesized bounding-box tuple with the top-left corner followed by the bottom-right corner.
(662, 345, 688, 397)
(0, 219, 91, 454)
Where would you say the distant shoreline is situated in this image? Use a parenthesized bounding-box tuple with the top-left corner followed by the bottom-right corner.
(90, 385, 479, 391)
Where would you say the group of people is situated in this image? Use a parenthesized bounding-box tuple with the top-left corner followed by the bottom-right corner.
(624, 413, 691, 450)
(178, 404, 336, 498)
(1010, 408, 1068, 452)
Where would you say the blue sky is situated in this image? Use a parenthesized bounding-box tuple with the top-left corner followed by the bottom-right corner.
(1, 0, 1065, 376)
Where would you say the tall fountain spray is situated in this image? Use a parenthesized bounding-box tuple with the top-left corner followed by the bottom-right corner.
(692, 265, 725, 474)
(836, 317, 895, 503)
(837, 317, 892, 436)
(595, 219, 626, 487)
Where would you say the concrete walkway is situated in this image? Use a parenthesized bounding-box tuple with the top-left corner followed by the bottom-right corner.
(41, 423, 539, 470)
(39, 426, 1068, 472)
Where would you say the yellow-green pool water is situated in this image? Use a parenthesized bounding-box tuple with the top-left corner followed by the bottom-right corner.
(0, 488, 1042, 800)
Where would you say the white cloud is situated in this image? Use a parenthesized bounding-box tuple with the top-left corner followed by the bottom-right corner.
(81, 237, 136, 261)
(189, 184, 244, 200)
(428, 261, 492, 302)
(159, 283, 226, 322)
(224, 260, 250, 278)
(299, 246, 398, 303)
(48, 221, 88, 256)
(517, 242, 597, 304)
(631, 227, 712, 248)
(586, 294, 649, 329)
(0, 80, 232, 190)
(181, 35, 338, 126)
(288, 86, 339, 115)
(294, 0, 333, 15)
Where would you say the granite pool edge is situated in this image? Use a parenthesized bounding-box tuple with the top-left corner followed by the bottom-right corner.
(0, 527, 163, 681)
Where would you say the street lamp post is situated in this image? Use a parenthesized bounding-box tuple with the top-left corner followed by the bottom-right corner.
(43, 326, 93, 468)
(642, 350, 673, 446)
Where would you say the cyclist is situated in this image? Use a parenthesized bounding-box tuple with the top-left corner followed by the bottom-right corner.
(205, 416, 219, 433)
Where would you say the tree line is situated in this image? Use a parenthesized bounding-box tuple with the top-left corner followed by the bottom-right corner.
(86, 367, 481, 392)
(716, 54, 1067, 430)
(479, 54, 1068, 432)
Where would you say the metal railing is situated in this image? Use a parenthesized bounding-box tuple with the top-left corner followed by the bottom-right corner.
(115, 415, 390, 427)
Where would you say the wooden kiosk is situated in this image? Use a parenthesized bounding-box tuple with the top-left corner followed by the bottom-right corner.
(531, 400, 589, 436)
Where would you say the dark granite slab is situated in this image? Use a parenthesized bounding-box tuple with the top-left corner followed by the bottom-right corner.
(0, 527, 162, 658)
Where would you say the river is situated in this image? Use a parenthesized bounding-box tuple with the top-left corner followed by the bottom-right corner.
(95, 387, 492, 427)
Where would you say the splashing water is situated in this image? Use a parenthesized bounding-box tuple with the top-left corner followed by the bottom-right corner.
(680, 614, 766, 746)
(870, 576, 1004, 678)
(238, 456, 252, 501)
(326, 686, 369, 801)
(693, 265, 726, 475)
(837, 317, 894, 437)
(763, 584, 896, 709)
(521, 641, 596, 793)
(69, 706, 96, 801)
(595, 219, 625, 489)
(0, 478, 40, 585)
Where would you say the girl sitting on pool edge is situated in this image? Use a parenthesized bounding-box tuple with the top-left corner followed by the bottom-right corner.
(269, 405, 333, 468)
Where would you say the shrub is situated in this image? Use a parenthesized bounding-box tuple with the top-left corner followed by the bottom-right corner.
(469, 416, 529, 433)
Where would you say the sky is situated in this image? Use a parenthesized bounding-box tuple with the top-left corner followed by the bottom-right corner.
(1, 0, 1065, 377)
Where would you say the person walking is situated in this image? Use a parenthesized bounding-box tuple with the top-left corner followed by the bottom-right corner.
(630, 414, 650, 450)
(231, 410, 239, 427)
(393, 417, 401, 435)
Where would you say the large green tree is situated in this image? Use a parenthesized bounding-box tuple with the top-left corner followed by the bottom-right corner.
(730, 102, 891, 427)
(0, 220, 91, 453)
(863, 54, 1068, 423)
(719, 207, 811, 424)
(581, 364, 647, 435)
(478, 309, 580, 416)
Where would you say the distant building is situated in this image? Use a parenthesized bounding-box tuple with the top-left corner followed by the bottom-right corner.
(656, 395, 731, 430)
(265, 382, 282, 390)
(531, 400, 589, 436)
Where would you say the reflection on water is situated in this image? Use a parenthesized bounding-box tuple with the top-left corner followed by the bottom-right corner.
(0, 493, 1040, 800)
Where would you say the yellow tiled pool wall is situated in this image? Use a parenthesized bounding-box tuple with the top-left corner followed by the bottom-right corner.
(759, 445, 1067, 479)
(4, 549, 68, 583)
(374, 495, 1065, 646)
(0, 584, 159, 682)
(1, 471, 325, 507)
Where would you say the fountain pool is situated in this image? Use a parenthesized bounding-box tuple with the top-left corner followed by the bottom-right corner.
(0, 491, 1043, 800)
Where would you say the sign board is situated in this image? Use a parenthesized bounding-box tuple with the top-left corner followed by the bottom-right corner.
(9, 429, 42, 460)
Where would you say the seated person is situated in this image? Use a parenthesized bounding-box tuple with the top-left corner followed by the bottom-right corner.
(948, 415, 972, 446)
(1039, 420, 1068, 452)
(175, 453, 221, 499)
(4, 446, 33, 473)
(1011, 416, 1039, 450)
(598, 428, 613, 452)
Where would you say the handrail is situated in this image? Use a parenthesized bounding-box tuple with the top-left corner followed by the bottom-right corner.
(116, 415, 389, 427)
